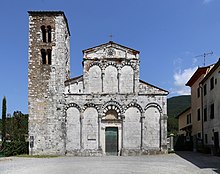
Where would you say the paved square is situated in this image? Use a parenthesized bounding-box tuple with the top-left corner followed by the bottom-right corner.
(0, 152, 219, 174)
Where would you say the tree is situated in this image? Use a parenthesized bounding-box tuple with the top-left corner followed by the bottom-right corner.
(2, 96, 6, 142)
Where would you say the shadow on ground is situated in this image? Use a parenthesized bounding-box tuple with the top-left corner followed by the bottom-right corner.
(176, 151, 220, 174)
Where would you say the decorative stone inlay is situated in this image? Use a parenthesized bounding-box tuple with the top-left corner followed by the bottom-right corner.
(102, 100, 123, 117)
(64, 103, 81, 112)
(102, 62, 118, 70)
(144, 102, 162, 113)
(82, 103, 100, 113)
(125, 102, 143, 113)
(121, 61, 136, 70)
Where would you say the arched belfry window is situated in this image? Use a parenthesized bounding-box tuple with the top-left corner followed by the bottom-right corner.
(47, 49, 52, 65)
(41, 25, 52, 43)
(41, 49, 46, 64)
(41, 49, 52, 65)
(47, 26, 51, 43)
(41, 26, 46, 43)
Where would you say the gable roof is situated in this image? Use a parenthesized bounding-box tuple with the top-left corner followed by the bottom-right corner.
(139, 79, 169, 94)
(200, 58, 220, 84)
(64, 75, 83, 86)
(185, 66, 209, 87)
(176, 106, 191, 118)
(82, 41, 140, 54)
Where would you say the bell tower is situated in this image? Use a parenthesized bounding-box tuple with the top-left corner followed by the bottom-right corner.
(28, 11, 70, 155)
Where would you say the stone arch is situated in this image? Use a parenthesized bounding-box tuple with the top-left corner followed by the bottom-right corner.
(103, 65, 118, 93)
(89, 62, 102, 69)
(82, 103, 100, 114)
(121, 61, 136, 70)
(65, 105, 81, 152)
(124, 106, 141, 148)
(102, 100, 123, 118)
(125, 102, 143, 114)
(82, 107, 99, 150)
(143, 102, 162, 150)
(88, 65, 102, 93)
(102, 62, 118, 70)
(120, 65, 134, 93)
(144, 102, 162, 113)
(64, 103, 81, 113)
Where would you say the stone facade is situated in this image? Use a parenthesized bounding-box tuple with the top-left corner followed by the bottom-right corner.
(201, 59, 220, 153)
(28, 11, 168, 156)
(28, 11, 70, 155)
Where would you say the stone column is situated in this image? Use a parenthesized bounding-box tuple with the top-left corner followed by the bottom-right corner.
(140, 113, 145, 149)
(101, 70, 104, 92)
(80, 111, 83, 149)
(133, 71, 135, 93)
(160, 114, 168, 151)
(98, 113, 102, 149)
(121, 114, 125, 153)
(118, 69, 121, 93)
(169, 133, 174, 152)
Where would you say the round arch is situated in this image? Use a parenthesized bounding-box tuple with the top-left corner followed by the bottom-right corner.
(121, 62, 136, 70)
(102, 100, 123, 118)
(64, 103, 81, 113)
(125, 102, 143, 114)
(144, 102, 162, 113)
(89, 62, 102, 69)
(102, 62, 119, 70)
(82, 103, 100, 114)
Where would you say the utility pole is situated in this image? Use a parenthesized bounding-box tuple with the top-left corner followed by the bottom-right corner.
(195, 51, 213, 66)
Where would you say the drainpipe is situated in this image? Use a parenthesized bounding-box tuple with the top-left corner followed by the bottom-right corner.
(160, 113, 162, 151)
(199, 84, 204, 147)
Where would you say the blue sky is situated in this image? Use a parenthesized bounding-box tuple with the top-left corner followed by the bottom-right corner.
(0, 0, 220, 115)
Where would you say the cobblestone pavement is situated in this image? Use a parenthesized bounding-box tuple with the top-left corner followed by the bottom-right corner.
(0, 151, 219, 174)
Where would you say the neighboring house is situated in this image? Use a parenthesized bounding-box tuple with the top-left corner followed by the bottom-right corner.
(186, 66, 210, 151)
(200, 59, 220, 154)
(28, 11, 169, 156)
(177, 107, 192, 137)
(178, 59, 220, 154)
(175, 107, 193, 151)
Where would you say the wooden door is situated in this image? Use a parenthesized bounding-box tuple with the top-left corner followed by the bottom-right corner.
(105, 127, 118, 156)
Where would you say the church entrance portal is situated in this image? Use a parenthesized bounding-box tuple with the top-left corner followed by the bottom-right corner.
(105, 127, 118, 156)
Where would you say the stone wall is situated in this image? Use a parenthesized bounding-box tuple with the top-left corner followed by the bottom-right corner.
(28, 12, 70, 155)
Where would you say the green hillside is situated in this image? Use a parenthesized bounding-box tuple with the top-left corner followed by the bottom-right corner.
(167, 95, 191, 134)
(168, 95, 191, 117)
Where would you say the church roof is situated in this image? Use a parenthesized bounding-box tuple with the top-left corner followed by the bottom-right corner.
(64, 75, 83, 86)
(82, 41, 140, 54)
(139, 79, 169, 94)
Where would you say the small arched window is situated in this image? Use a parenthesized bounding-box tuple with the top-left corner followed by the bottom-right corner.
(47, 26, 51, 43)
(47, 49, 52, 65)
(41, 49, 46, 64)
(41, 49, 52, 65)
(41, 26, 46, 43)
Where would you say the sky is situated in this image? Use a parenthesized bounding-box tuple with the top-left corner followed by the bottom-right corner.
(0, 0, 220, 115)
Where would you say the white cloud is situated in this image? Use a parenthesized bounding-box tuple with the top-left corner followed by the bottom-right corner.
(173, 67, 197, 95)
(203, 0, 214, 4)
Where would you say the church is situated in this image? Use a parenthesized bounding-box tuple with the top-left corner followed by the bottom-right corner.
(28, 11, 168, 156)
